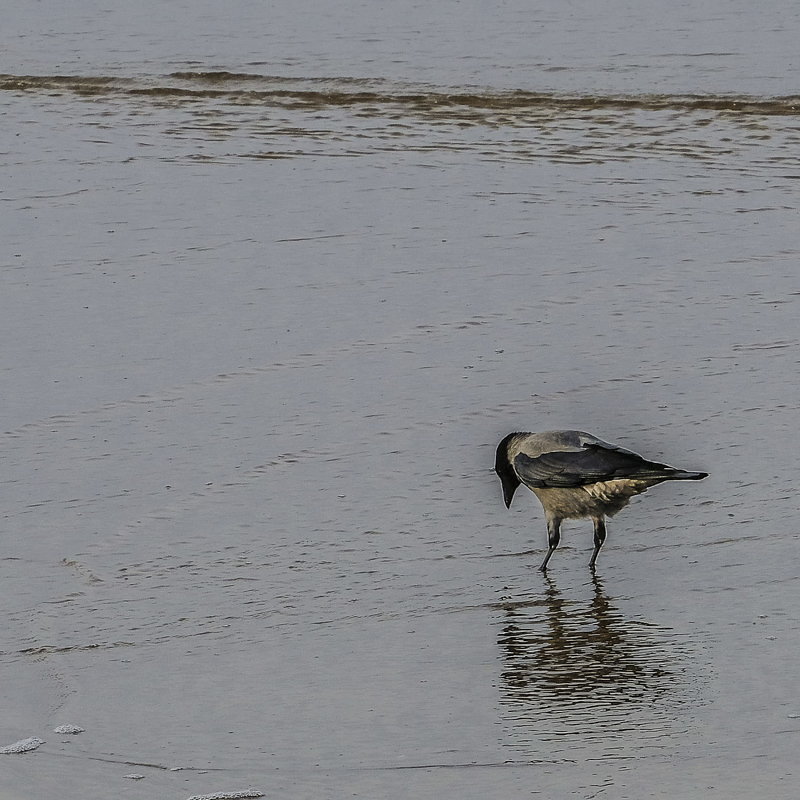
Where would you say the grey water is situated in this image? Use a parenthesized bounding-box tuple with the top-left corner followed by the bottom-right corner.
(1, 1, 799, 798)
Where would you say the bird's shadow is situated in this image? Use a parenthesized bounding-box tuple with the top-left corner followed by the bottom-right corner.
(492, 572, 693, 747)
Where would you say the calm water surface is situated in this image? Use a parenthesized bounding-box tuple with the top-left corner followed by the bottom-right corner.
(1, 2, 799, 798)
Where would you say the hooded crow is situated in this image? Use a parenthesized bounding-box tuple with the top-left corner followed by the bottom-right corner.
(495, 430, 708, 570)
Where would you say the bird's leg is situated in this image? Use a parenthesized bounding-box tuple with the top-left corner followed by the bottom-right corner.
(540, 516, 561, 571)
(589, 516, 607, 569)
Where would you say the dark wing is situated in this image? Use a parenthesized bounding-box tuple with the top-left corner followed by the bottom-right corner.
(514, 444, 677, 488)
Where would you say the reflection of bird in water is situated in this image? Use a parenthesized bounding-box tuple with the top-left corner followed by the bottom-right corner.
(494, 430, 708, 569)
(495, 573, 687, 743)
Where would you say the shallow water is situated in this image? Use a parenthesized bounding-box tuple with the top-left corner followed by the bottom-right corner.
(2, 2, 799, 798)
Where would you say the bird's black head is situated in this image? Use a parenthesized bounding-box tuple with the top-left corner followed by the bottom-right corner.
(495, 432, 522, 509)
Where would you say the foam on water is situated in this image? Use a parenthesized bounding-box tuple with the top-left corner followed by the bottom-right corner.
(52, 724, 84, 735)
(0, 737, 45, 754)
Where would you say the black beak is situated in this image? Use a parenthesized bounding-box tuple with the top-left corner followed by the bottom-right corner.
(499, 470, 520, 509)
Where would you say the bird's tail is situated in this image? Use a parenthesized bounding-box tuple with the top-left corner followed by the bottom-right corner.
(664, 470, 708, 481)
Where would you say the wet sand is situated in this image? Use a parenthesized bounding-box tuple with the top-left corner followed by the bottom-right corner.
(2, 3, 800, 798)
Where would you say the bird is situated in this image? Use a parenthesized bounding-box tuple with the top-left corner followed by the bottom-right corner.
(494, 430, 708, 570)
